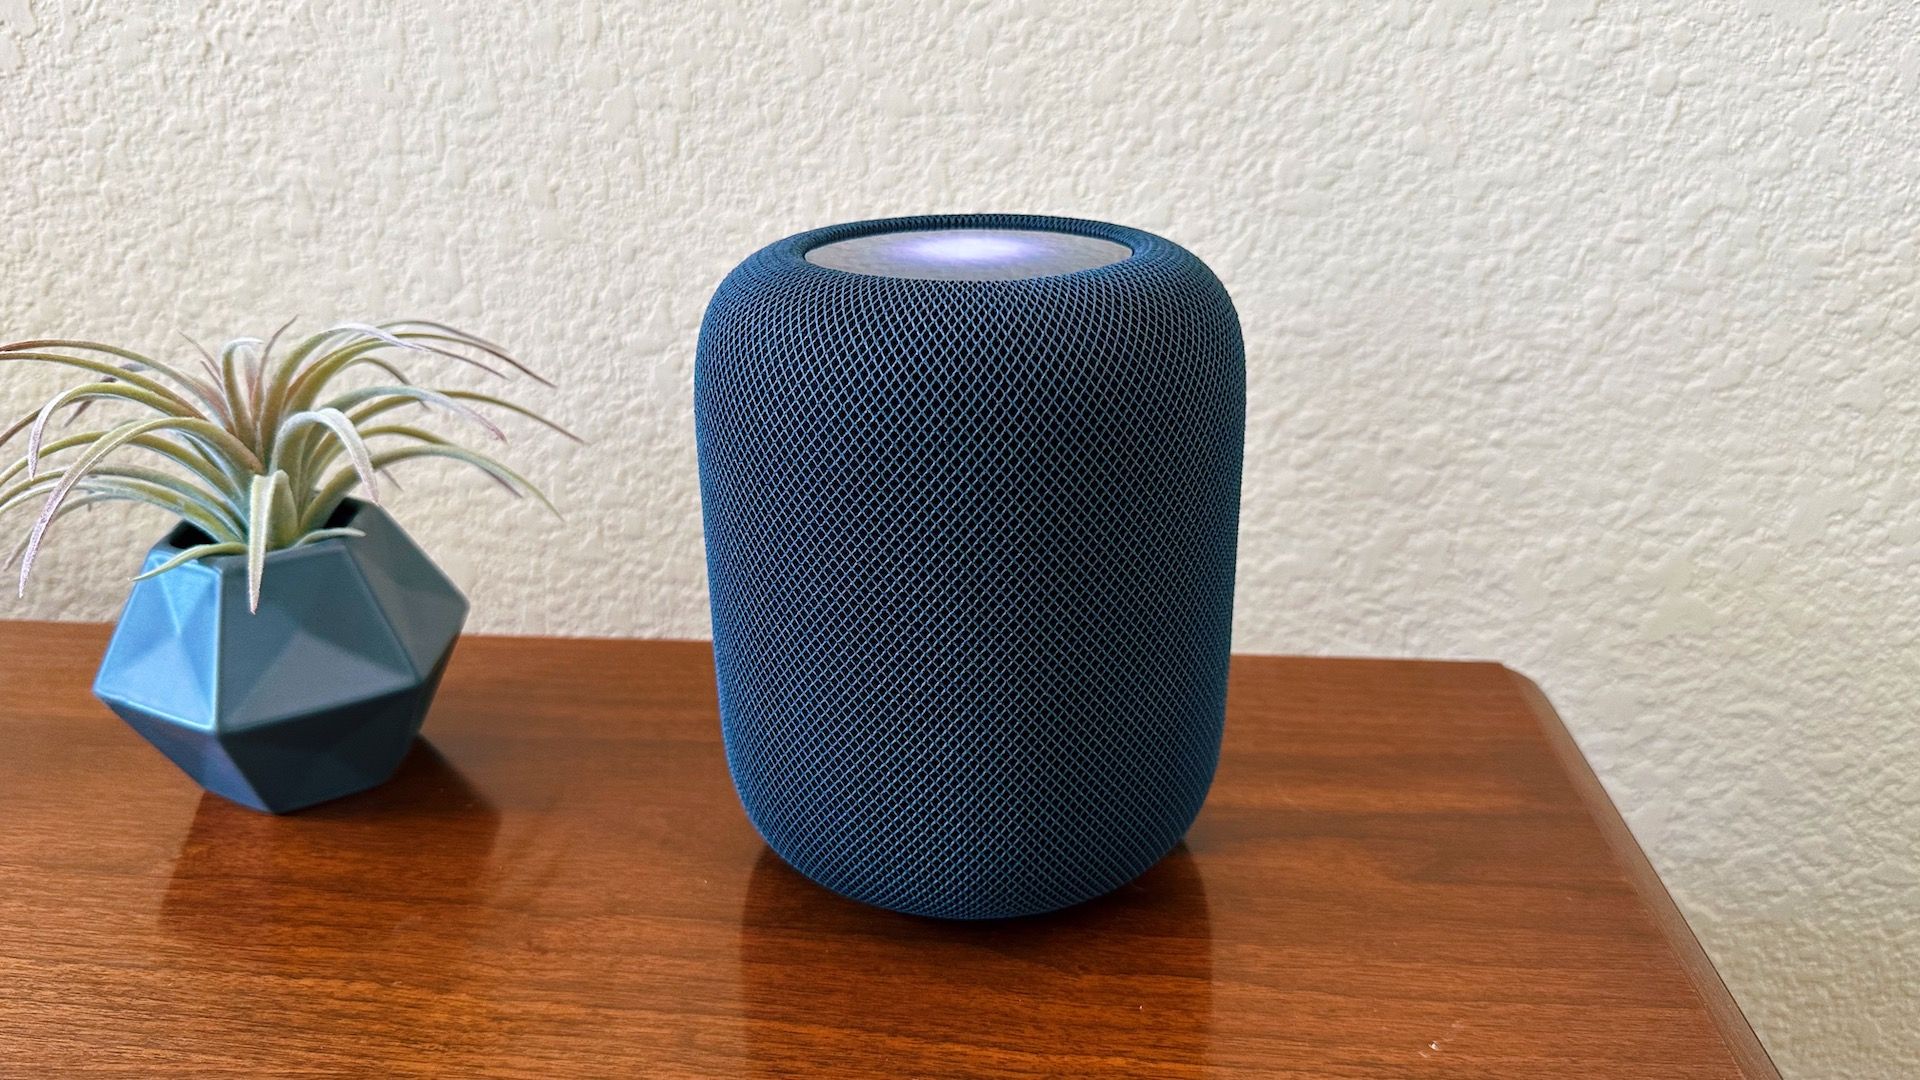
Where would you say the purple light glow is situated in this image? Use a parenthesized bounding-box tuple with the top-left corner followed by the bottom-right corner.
(898, 233, 1038, 265)
(806, 228, 1132, 281)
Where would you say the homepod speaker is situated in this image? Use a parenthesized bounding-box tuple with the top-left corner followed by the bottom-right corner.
(695, 213, 1244, 919)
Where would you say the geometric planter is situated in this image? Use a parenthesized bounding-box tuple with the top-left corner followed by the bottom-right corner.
(93, 499, 467, 813)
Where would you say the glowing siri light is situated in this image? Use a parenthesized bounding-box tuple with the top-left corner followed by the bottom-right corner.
(806, 228, 1132, 281)
(901, 232, 1033, 264)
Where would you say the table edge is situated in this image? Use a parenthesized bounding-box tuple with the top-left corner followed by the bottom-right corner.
(1504, 666, 1781, 1080)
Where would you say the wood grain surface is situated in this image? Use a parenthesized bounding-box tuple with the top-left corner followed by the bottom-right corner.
(0, 620, 1776, 1078)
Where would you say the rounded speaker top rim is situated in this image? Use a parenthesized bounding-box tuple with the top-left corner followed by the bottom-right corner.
(764, 213, 1180, 288)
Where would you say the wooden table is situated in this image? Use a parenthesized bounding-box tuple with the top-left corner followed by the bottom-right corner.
(0, 621, 1775, 1078)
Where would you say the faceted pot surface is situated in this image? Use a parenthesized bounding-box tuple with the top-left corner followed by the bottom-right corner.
(93, 499, 469, 813)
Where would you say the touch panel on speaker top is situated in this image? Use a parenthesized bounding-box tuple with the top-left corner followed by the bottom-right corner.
(805, 228, 1133, 281)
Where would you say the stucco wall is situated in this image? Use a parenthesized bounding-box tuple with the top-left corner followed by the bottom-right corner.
(3, 2, 1915, 1073)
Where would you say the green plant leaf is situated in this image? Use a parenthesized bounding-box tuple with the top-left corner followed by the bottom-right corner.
(177, 332, 225, 386)
(356, 424, 450, 444)
(272, 475, 299, 547)
(266, 324, 362, 406)
(131, 541, 249, 581)
(0, 351, 204, 418)
(25, 382, 191, 479)
(0, 473, 60, 520)
(274, 407, 381, 506)
(14, 415, 264, 593)
(350, 355, 413, 385)
(220, 338, 260, 452)
(333, 322, 508, 375)
(245, 471, 294, 612)
(380, 319, 553, 386)
(344, 426, 524, 500)
(284, 330, 510, 415)
(6, 476, 243, 592)
(314, 330, 503, 393)
(0, 429, 243, 509)
(164, 417, 265, 476)
(2, 493, 112, 571)
(127, 433, 245, 505)
(7, 321, 566, 603)
(17, 384, 250, 504)
(279, 338, 389, 415)
(37, 463, 239, 536)
(340, 393, 432, 428)
(296, 422, 439, 484)
(277, 350, 417, 472)
(303, 442, 555, 533)
(248, 316, 302, 443)
(1, 468, 241, 542)
(442, 390, 584, 443)
(223, 336, 271, 426)
(383, 332, 509, 379)
(1, 339, 227, 416)
(291, 526, 365, 547)
(323, 385, 506, 442)
(276, 325, 352, 378)
(375, 443, 556, 513)
(0, 405, 34, 450)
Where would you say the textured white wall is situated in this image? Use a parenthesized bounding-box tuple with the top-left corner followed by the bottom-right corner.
(3, 1, 1915, 1073)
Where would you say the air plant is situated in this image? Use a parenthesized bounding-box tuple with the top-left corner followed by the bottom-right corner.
(0, 320, 572, 611)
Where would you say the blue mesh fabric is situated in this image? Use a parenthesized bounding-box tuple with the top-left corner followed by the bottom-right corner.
(695, 214, 1245, 919)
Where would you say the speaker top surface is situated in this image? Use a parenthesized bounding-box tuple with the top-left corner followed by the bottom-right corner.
(726, 214, 1211, 313)
(805, 227, 1133, 281)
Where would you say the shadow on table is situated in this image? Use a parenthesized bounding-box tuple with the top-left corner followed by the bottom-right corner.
(158, 739, 500, 950)
(151, 739, 509, 1060)
(736, 843, 1214, 1078)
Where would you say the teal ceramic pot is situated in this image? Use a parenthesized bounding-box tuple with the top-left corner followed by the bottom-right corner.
(93, 499, 468, 813)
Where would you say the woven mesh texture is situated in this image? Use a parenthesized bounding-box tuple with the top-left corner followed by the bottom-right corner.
(696, 213, 1244, 919)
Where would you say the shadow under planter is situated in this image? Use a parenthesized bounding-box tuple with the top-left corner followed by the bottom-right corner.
(92, 498, 468, 813)
(156, 740, 505, 1064)
(160, 739, 501, 938)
